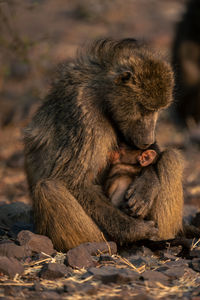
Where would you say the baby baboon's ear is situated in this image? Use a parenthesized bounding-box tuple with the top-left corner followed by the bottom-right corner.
(114, 71, 133, 84)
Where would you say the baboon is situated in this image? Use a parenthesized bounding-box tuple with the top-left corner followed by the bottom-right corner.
(24, 39, 184, 252)
(105, 145, 158, 209)
(172, 0, 200, 125)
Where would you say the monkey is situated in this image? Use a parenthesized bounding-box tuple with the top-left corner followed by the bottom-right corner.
(172, 0, 200, 125)
(105, 145, 158, 210)
(24, 38, 184, 252)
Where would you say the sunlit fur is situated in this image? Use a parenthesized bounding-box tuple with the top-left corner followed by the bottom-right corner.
(24, 39, 183, 251)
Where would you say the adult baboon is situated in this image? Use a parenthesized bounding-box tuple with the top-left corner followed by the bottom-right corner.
(24, 39, 184, 252)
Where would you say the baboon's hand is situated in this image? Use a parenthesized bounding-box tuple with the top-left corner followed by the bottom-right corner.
(129, 219, 158, 241)
(125, 166, 160, 218)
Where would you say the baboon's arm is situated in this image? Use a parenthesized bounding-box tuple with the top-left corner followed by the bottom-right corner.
(75, 184, 158, 244)
(125, 165, 160, 218)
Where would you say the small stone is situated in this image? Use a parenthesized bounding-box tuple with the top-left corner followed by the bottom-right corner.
(65, 241, 117, 269)
(33, 282, 43, 292)
(129, 255, 146, 268)
(65, 246, 96, 269)
(164, 259, 189, 268)
(17, 230, 55, 256)
(0, 202, 32, 228)
(40, 263, 71, 279)
(129, 294, 150, 300)
(88, 266, 140, 284)
(141, 270, 169, 285)
(190, 259, 200, 272)
(0, 241, 31, 259)
(64, 282, 78, 293)
(162, 252, 177, 260)
(163, 267, 186, 279)
(4, 286, 23, 296)
(140, 246, 154, 257)
(99, 254, 115, 262)
(192, 212, 200, 228)
(11, 222, 34, 235)
(37, 291, 60, 299)
(0, 256, 24, 278)
(81, 241, 117, 256)
(77, 282, 99, 295)
(190, 250, 200, 259)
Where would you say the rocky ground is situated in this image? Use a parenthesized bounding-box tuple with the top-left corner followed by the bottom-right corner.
(0, 0, 200, 299)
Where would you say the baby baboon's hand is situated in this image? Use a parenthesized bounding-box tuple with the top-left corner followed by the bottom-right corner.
(125, 166, 160, 218)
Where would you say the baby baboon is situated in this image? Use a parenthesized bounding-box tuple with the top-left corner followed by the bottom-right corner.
(105, 145, 158, 209)
(24, 39, 184, 251)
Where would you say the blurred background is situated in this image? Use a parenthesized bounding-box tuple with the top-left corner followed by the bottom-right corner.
(0, 0, 200, 223)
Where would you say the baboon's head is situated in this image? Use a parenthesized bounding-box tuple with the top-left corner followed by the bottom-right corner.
(82, 39, 174, 149)
(107, 53, 174, 149)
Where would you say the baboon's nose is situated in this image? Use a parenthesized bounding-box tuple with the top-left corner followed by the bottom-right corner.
(139, 144, 151, 150)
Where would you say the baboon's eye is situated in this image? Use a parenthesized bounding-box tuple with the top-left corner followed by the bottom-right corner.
(120, 71, 132, 82)
(138, 103, 156, 115)
(115, 71, 133, 84)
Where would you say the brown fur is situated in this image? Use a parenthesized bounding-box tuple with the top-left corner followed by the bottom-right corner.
(24, 39, 184, 251)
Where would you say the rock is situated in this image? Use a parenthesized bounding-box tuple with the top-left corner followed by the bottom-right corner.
(81, 241, 117, 255)
(162, 252, 177, 260)
(11, 222, 34, 235)
(164, 259, 189, 268)
(0, 241, 31, 259)
(163, 266, 186, 279)
(190, 250, 200, 259)
(141, 270, 169, 285)
(32, 282, 43, 292)
(190, 259, 200, 272)
(40, 263, 71, 279)
(0, 256, 24, 278)
(4, 286, 23, 297)
(37, 291, 60, 299)
(17, 230, 55, 256)
(0, 203, 32, 228)
(76, 282, 99, 295)
(129, 255, 146, 268)
(192, 212, 200, 227)
(129, 254, 159, 269)
(88, 266, 140, 284)
(140, 246, 155, 257)
(99, 254, 115, 263)
(183, 205, 199, 225)
(128, 294, 150, 300)
(64, 282, 78, 293)
(65, 241, 117, 269)
(65, 246, 96, 269)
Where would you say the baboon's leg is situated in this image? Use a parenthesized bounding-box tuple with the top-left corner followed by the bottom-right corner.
(149, 149, 184, 239)
(34, 179, 104, 252)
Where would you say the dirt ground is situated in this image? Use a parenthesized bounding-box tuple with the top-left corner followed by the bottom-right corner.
(0, 0, 200, 299)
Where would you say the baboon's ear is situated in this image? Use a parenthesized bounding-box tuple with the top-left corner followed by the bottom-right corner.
(114, 71, 133, 84)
